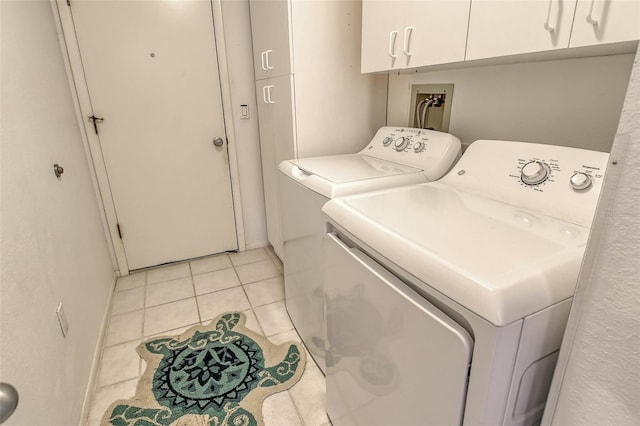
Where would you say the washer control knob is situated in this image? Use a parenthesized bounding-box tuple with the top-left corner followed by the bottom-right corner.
(570, 172, 592, 191)
(413, 141, 425, 153)
(395, 137, 409, 152)
(382, 136, 393, 147)
(521, 160, 550, 185)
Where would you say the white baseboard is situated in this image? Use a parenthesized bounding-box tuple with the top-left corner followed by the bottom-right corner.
(78, 271, 118, 426)
(244, 240, 270, 250)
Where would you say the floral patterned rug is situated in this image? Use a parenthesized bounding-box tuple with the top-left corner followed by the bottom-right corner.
(101, 312, 306, 426)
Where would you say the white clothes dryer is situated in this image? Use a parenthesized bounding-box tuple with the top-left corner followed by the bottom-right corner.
(322, 140, 609, 426)
(278, 127, 461, 373)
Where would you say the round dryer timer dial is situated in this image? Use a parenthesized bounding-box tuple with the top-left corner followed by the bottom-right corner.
(521, 160, 550, 185)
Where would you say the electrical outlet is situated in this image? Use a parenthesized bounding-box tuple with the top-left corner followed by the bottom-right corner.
(56, 302, 69, 337)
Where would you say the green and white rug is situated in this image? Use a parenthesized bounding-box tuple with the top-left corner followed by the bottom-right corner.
(101, 312, 306, 426)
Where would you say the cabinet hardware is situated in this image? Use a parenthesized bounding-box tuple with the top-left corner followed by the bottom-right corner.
(544, 0, 556, 32)
(265, 50, 274, 69)
(403, 27, 413, 57)
(586, 0, 599, 25)
(388, 31, 398, 59)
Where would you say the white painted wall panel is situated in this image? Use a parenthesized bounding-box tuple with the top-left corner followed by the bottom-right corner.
(0, 1, 114, 424)
(221, 0, 268, 249)
(387, 54, 635, 152)
(543, 48, 640, 426)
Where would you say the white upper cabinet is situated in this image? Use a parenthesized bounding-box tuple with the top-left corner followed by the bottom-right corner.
(250, 0, 292, 80)
(361, 0, 471, 73)
(569, 0, 640, 47)
(465, 0, 577, 60)
(362, 0, 639, 73)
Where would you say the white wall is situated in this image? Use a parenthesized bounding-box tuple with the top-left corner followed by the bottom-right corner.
(387, 54, 635, 152)
(542, 49, 640, 425)
(221, 0, 268, 249)
(0, 1, 115, 425)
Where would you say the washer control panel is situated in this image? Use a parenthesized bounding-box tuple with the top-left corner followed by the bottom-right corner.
(441, 140, 610, 227)
(361, 127, 462, 181)
(378, 129, 434, 153)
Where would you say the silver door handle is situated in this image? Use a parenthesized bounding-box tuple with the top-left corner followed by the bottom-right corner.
(213, 137, 224, 147)
(0, 383, 19, 424)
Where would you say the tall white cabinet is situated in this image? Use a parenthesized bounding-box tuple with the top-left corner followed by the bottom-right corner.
(249, 0, 388, 257)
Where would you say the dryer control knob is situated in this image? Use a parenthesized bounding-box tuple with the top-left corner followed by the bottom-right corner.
(413, 141, 425, 153)
(382, 136, 393, 147)
(521, 160, 550, 185)
(395, 137, 409, 152)
(570, 172, 592, 191)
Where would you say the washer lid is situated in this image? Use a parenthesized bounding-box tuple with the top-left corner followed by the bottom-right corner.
(323, 182, 590, 326)
(290, 154, 422, 183)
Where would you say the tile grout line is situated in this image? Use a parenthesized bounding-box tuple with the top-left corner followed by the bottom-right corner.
(231, 262, 268, 337)
(139, 271, 149, 377)
(188, 261, 204, 325)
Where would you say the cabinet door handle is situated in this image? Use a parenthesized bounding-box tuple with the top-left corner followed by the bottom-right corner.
(265, 50, 274, 70)
(388, 31, 398, 59)
(262, 85, 269, 104)
(266, 85, 275, 104)
(586, 0, 599, 25)
(261, 51, 268, 71)
(544, 0, 556, 32)
(403, 27, 413, 57)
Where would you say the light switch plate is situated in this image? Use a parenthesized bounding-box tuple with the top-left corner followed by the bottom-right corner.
(240, 104, 250, 119)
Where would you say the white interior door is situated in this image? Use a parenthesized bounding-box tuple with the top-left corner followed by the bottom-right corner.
(70, 0, 237, 269)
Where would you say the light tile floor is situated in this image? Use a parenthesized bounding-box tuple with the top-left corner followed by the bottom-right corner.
(86, 247, 330, 426)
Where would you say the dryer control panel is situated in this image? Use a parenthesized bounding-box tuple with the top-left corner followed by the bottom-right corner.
(361, 127, 462, 182)
(440, 140, 609, 228)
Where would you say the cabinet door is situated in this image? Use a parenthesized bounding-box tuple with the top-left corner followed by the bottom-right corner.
(363, 0, 471, 72)
(569, 0, 640, 47)
(466, 0, 577, 60)
(255, 75, 296, 257)
(403, 1, 471, 68)
(249, 0, 292, 80)
(361, 0, 405, 73)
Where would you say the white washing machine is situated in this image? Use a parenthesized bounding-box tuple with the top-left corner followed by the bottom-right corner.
(278, 127, 461, 373)
(322, 140, 609, 425)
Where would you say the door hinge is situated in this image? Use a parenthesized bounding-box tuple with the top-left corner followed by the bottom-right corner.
(116, 223, 123, 239)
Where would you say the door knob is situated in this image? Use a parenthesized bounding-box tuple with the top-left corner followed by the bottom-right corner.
(0, 383, 19, 424)
(213, 137, 224, 147)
